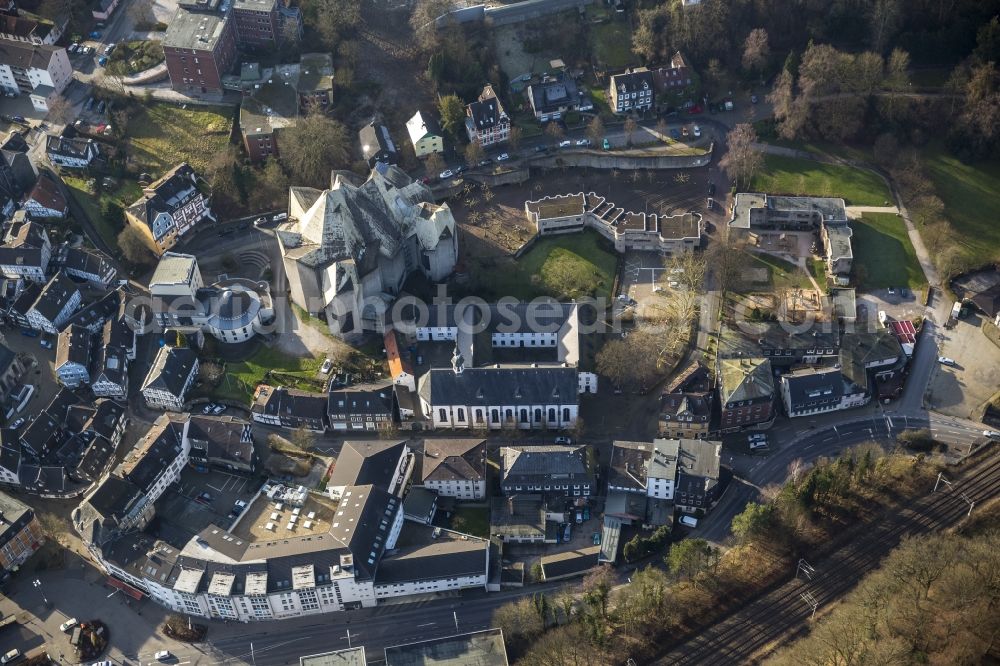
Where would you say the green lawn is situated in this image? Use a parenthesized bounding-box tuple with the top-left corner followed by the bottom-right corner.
(589, 21, 634, 70)
(127, 102, 233, 176)
(63, 176, 142, 250)
(745, 251, 812, 290)
(923, 149, 1000, 267)
(487, 231, 618, 300)
(211, 346, 325, 403)
(851, 213, 927, 290)
(809, 257, 828, 285)
(751, 154, 892, 206)
(448, 506, 490, 539)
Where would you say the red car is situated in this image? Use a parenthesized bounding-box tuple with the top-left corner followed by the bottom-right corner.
(687, 105, 704, 115)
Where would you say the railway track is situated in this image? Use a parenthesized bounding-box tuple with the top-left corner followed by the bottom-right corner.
(656, 452, 1000, 665)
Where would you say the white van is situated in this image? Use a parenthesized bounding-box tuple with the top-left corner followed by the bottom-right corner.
(679, 515, 698, 528)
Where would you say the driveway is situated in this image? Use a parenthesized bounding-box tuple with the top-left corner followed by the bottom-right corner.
(925, 313, 1000, 419)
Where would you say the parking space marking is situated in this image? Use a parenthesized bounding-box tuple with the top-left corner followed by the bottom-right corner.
(206, 483, 223, 493)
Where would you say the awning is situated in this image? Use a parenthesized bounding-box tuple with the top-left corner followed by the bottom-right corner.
(106, 576, 145, 601)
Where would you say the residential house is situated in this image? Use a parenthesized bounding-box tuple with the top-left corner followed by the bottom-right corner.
(45, 130, 99, 168)
(0, 442, 20, 485)
(0, 37, 71, 110)
(60, 247, 117, 289)
(61, 288, 122, 334)
(327, 383, 397, 432)
(5, 279, 41, 328)
(359, 122, 398, 168)
(22, 173, 67, 219)
(718, 357, 775, 431)
(25, 271, 81, 334)
(0, 491, 44, 575)
(718, 319, 840, 367)
(608, 67, 654, 114)
(0, 11, 66, 46)
(277, 164, 457, 337)
(0, 218, 50, 281)
(92, 0, 121, 21)
(149, 252, 272, 344)
(184, 415, 257, 475)
(54, 324, 91, 388)
(420, 438, 487, 500)
(1, 132, 37, 196)
(384, 328, 416, 392)
(659, 363, 713, 439)
(500, 445, 592, 497)
(540, 547, 601, 582)
(674, 439, 722, 512)
(405, 110, 444, 157)
(465, 84, 509, 147)
(839, 330, 906, 402)
(526, 75, 583, 122)
(607, 439, 679, 500)
(0, 341, 26, 405)
(163, 3, 237, 94)
(89, 315, 132, 400)
(125, 164, 215, 255)
(650, 52, 694, 98)
(141, 346, 199, 411)
(250, 384, 327, 431)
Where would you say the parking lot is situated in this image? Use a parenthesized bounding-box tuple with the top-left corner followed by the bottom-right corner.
(926, 313, 1000, 419)
(156, 468, 264, 542)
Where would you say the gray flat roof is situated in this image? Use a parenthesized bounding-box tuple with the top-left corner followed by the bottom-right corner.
(384, 629, 508, 666)
(300, 648, 367, 666)
(164, 7, 229, 51)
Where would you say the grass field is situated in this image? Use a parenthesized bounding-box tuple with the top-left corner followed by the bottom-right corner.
(127, 103, 233, 176)
(63, 176, 142, 250)
(851, 213, 927, 290)
(212, 346, 325, 402)
(589, 20, 634, 70)
(751, 154, 892, 206)
(487, 231, 618, 300)
(746, 251, 812, 290)
(924, 149, 1000, 267)
(448, 506, 490, 539)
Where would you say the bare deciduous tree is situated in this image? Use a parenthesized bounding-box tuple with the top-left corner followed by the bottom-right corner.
(741, 28, 770, 74)
(464, 141, 485, 168)
(276, 108, 350, 188)
(719, 123, 763, 190)
(623, 117, 638, 147)
(586, 116, 605, 146)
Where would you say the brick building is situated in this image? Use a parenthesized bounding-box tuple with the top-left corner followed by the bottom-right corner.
(0, 490, 44, 575)
(163, 0, 238, 94)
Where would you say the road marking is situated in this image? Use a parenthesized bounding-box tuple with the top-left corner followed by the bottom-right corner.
(207, 483, 223, 492)
(417, 622, 435, 627)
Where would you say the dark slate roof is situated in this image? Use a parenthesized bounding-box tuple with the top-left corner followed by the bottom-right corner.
(185, 415, 254, 466)
(541, 546, 601, 580)
(358, 122, 397, 162)
(0, 442, 20, 474)
(374, 524, 488, 584)
(528, 76, 580, 115)
(31, 272, 79, 322)
(501, 445, 590, 487)
(45, 133, 96, 160)
(0, 37, 61, 70)
(611, 68, 654, 94)
(329, 483, 399, 580)
(56, 323, 91, 367)
(141, 346, 197, 397)
(421, 439, 486, 483)
(252, 385, 327, 422)
(418, 366, 578, 406)
(90, 318, 130, 388)
(327, 383, 395, 417)
(9, 280, 41, 317)
(61, 289, 121, 332)
(74, 434, 115, 484)
(63, 247, 115, 281)
(467, 86, 506, 131)
(20, 410, 63, 454)
(328, 440, 407, 489)
(782, 366, 845, 408)
(119, 416, 185, 494)
(85, 474, 143, 523)
(126, 163, 201, 227)
(18, 464, 65, 493)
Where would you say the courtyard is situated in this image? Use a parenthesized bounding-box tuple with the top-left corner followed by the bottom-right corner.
(925, 313, 1000, 420)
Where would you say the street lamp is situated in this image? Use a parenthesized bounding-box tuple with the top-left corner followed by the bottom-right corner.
(32, 578, 48, 605)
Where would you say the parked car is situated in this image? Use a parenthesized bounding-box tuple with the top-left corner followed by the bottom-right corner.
(211, 404, 226, 415)
(272, 212, 288, 221)
(750, 441, 770, 451)
(558, 140, 572, 148)
(937, 356, 957, 366)
(154, 651, 171, 662)
(202, 403, 216, 414)
(10, 418, 24, 430)
(497, 152, 510, 161)
(455, 165, 466, 174)
(11, 115, 26, 125)
(535, 145, 548, 153)
(707, 197, 715, 210)
(84, 97, 95, 111)
(693, 125, 702, 137)
(575, 511, 583, 524)
(2, 649, 20, 664)
(747, 433, 767, 442)
(687, 104, 703, 114)
(554, 436, 573, 445)
(253, 216, 267, 226)
(96, 100, 106, 114)
(196, 492, 213, 504)
(89, 30, 102, 38)
(563, 524, 571, 542)
(39, 338, 52, 349)
(681, 126, 689, 137)
(679, 515, 698, 528)
(583, 507, 590, 520)
(104, 43, 116, 54)
(670, 128, 681, 140)
(97, 56, 108, 66)
(60, 618, 78, 632)
(68, 43, 78, 53)
(439, 169, 454, 179)
(984, 430, 1000, 439)
(575, 138, 591, 146)
(708, 182, 716, 195)
(602, 138, 611, 150)
(321, 358, 334, 374)
(477, 158, 492, 167)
